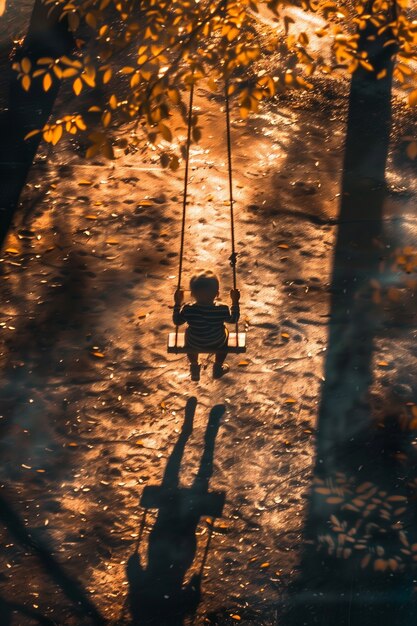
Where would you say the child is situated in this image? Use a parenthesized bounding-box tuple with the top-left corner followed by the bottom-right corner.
(173, 270, 240, 381)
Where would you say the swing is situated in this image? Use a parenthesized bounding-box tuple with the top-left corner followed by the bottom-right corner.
(167, 77, 247, 355)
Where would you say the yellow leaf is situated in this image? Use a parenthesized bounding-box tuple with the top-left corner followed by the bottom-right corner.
(357, 482, 373, 493)
(281, 332, 289, 339)
(135, 439, 145, 446)
(230, 617, 241, 622)
(21, 57, 31, 73)
(43, 73, 52, 92)
(74, 117, 86, 132)
(260, 562, 270, 568)
(24, 129, 41, 140)
(159, 123, 172, 142)
(408, 90, 417, 107)
(283, 397, 296, 404)
(360, 60, 373, 72)
(5, 247, 20, 255)
(377, 361, 389, 367)
(238, 360, 249, 366)
(67, 442, 78, 447)
(103, 68, 112, 84)
(406, 141, 417, 160)
(85, 12, 96, 28)
(102, 111, 111, 127)
(109, 94, 117, 109)
(91, 351, 105, 358)
(78, 179, 92, 186)
(167, 88, 180, 104)
(62, 68, 78, 78)
(361, 554, 371, 568)
(73, 77, 83, 95)
(52, 125, 63, 145)
(22, 75, 31, 91)
(106, 239, 119, 245)
(85, 214, 98, 220)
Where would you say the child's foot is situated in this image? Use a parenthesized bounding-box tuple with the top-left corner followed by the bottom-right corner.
(190, 363, 201, 382)
(213, 363, 230, 379)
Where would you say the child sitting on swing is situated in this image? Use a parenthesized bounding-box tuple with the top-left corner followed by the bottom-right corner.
(173, 270, 240, 381)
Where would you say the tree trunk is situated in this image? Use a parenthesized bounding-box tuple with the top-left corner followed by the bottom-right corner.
(0, 0, 74, 249)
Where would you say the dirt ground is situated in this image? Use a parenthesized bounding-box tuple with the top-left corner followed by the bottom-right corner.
(2, 4, 417, 626)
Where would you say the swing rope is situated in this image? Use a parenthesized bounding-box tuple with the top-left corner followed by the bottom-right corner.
(224, 76, 239, 346)
(224, 77, 237, 293)
(175, 75, 239, 349)
(177, 77, 196, 294)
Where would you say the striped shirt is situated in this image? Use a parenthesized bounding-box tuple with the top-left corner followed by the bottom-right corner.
(173, 302, 240, 350)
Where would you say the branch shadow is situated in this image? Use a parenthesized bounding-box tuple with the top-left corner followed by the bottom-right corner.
(0, 592, 56, 626)
(0, 490, 105, 625)
(123, 397, 226, 626)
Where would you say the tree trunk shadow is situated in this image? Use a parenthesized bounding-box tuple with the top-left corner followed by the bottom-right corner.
(281, 3, 417, 624)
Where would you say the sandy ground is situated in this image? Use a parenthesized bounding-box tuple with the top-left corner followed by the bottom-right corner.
(0, 81, 347, 624)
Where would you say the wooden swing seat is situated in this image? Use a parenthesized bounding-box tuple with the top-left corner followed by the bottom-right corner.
(141, 484, 225, 518)
(167, 331, 246, 354)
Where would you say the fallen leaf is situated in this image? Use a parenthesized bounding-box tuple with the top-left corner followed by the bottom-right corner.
(91, 351, 105, 358)
(230, 616, 241, 621)
(278, 243, 289, 249)
(238, 360, 249, 366)
(283, 397, 296, 404)
(137, 311, 149, 319)
(377, 361, 389, 367)
(374, 558, 387, 572)
(78, 179, 93, 186)
(260, 562, 270, 568)
(105, 239, 119, 245)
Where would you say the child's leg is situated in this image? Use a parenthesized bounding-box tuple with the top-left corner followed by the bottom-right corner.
(214, 352, 227, 367)
(187, 352, 201, 381)
(213, 352, 229, 378)
(187, 353, 199, 365)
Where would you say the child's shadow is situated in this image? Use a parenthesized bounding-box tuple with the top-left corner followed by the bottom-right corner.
(125, 397, 225, 626)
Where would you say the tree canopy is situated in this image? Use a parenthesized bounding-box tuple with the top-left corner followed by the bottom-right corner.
(5, 0, 417, 163)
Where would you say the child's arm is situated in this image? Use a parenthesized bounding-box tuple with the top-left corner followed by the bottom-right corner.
(173, 289, 186, 325)
(227, 288, 240, 323)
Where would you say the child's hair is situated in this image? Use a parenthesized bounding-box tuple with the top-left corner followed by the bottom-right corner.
(190, 270, 219, 298)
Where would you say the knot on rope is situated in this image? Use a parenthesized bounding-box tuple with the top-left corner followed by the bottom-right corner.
(229, 252, 238, 267)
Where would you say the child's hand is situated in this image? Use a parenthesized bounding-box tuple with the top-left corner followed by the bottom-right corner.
(230, 288, 240, 304)
(174, 289, 184, 306)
